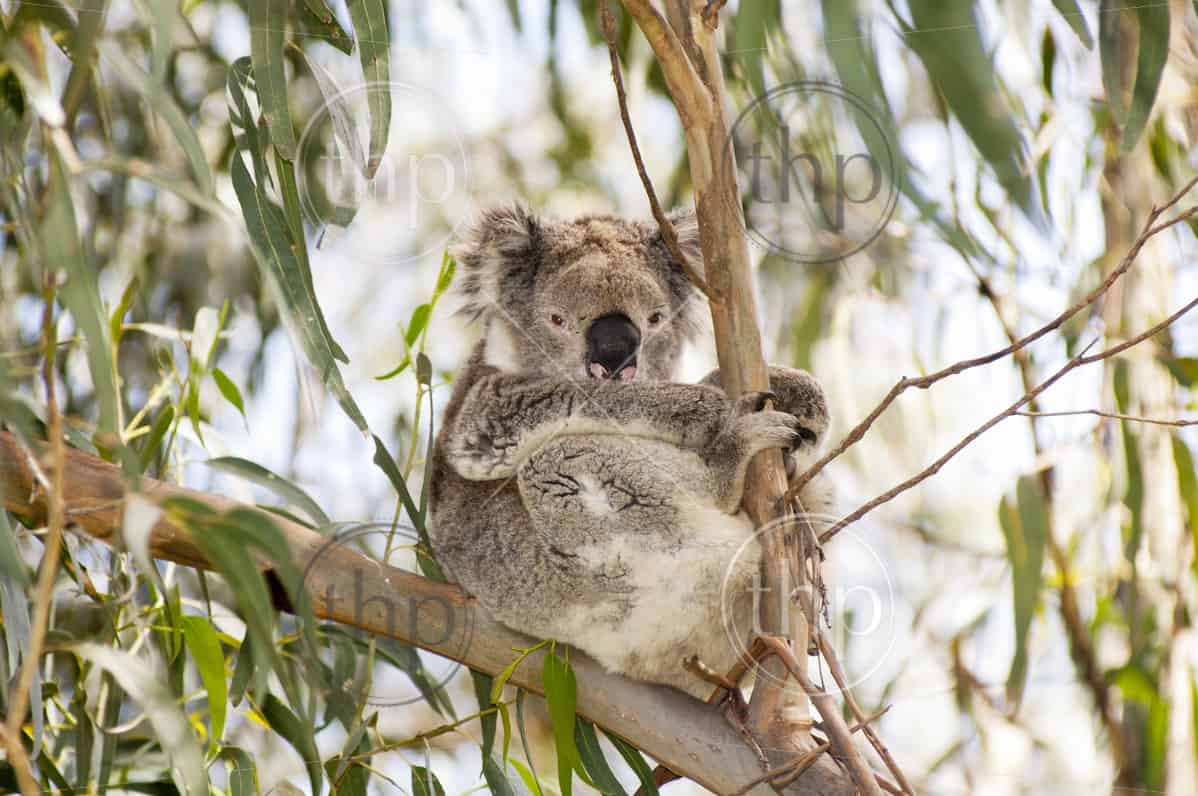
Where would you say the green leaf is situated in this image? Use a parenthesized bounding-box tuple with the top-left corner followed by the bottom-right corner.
(1146, 695, 1168, 789)
(575, 720, 628, 796)
(181, 616, 227, 741)
(138, 404, 175, 473)
(600, 730, 658, 796)
(98, 41, 212, 195)
(543, 648, 595, 796)
(249, 0, 296, 159)
(1099, 0, 1126, 124)
(820, 0, 979, 260)
(45, 148, 119, 439)
(733, 0, 778, 99)
(997, 476, 1049, 701)
(346, 0, 391, 176)
(73, 643, 207, 796)
(299, 0, 354, 54)
(220, 747, 258, 796)
(1050, 0, 1093, 48)
(375, 354, 410, 380)
(433, 251, 457, 299)
(473, 671, 498, 758)
(902, 0, 1044, 227)
(411, 765, 446, 796)
(211, 368, 247, 422)
(416, 352, 433, 386)
(0, 510, 28, 586)
(483, 754, 519, 796)
(515, 690, 544, 796)
(229, 635, 254, 707)
(405, 303, 431, 347)
(202, 456, 330, 527)
(1121, 0, 1170, 150)
(1172, 437, 1198, 580)
(230, 155, 367, 431)
(168, 501, 281, 698)
(261, 693, 322, 795)
(509, 758, 544, 796)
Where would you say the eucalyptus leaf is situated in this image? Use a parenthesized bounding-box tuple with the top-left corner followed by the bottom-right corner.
(346, 0, 391, 175)
(1121, 0, 1170, 150)
(202, 456, 330, 527)
(249, 0, 296, 159)
(181, 616, 228, 741)
(73, 643, 207, 796)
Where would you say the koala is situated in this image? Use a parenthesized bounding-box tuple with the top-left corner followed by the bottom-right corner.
(428, 205, 833, 700)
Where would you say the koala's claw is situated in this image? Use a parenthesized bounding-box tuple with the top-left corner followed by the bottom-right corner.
(795, 425, 818, 446)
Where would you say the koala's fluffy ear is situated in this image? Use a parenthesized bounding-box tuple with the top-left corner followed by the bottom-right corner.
(452, 204, 543, 322)
(666, 208, 704, 277)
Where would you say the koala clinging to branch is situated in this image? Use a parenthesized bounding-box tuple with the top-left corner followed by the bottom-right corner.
(429, 205, 832, 700)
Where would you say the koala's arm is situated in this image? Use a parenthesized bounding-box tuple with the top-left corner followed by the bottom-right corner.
(444, 369, 732, 480)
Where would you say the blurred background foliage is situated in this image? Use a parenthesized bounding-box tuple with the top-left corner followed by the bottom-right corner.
(0, 0, 1197, 794)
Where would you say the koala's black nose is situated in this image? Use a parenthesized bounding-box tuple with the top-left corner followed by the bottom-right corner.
(586, 313, 640, 380)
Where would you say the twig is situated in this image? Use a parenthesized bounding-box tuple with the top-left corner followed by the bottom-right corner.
(815, 632, 914, 794)
(969, 257, 1125, 768)
(756, 635, 885, 796)
(600, 1, 716, 302)
(817, 339, 1095, 542)
(1015, 409, 1197, 428)
(821, 287, 1198, 543)
(728, 708, 887, 796)
(786, 177, 1198, 503)
(3, 278, 68, 796)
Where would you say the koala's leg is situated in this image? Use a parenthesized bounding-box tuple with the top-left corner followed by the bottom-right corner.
(516, 435, 761, 700)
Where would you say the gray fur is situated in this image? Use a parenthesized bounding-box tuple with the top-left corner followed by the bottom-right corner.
(429, 207, 833, 699)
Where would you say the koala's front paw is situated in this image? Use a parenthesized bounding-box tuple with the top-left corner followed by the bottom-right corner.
(447, 423, 520, 480)
(706, 397, 806, 513)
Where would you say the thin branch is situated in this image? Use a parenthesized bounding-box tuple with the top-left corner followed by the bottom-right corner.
(728, 708, 889, 796)
(786, 177, 1198, 503)
(1015, 409, 1198, 428)
(600, 1, 716, 302)
(819, 339, 1097, 542)
(967, 254, 1125, 769)
(815, 632, 914, 795)
(821, 286, 1198, 543)
(3, 280, 67, 796)
(756, 635, 886, 796)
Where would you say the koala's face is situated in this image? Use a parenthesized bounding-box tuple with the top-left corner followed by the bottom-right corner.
(453, 206, 702, 382)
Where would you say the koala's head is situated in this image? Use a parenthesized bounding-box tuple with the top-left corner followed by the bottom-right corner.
(452, 205, 703, 382)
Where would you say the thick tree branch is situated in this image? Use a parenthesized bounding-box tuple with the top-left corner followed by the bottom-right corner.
(0, 431, 853, 796)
